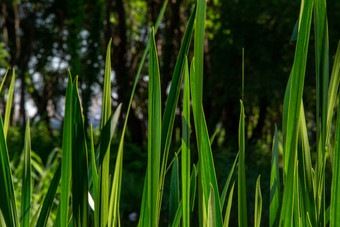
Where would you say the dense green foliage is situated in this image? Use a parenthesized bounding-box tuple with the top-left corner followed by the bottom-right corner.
(1, 0, 340, 226)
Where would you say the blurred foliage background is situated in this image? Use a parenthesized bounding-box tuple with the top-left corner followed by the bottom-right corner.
(1, 0, 340, 225)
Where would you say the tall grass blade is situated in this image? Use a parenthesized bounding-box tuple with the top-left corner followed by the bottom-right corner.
(194, 0, 205, 222)
(169, 153, 179, 226)
(194, 7, 204, 224)
(280, 0, 313, 225)
(72, 79, 88, 227)
(147, 27, 162, 226)
(4, 69, 15, 138)
(314, 0, 329, 225)
(283, 0, 314, 174)
(314, 0, 329, 156)
(36, 163, 61, 227)
(330, 97, 340, 226)
(238, 100, 247, 227)
(109, 1, 168, 224)
(182, 56, 191, 227)
(270, 125, 280, 227)
(194, 0, 205, 152)
(98, 39, 112, 227)
(0, 114, 18, 227)
(254, 175, 262, 227)
(190, 56, 204, 226)
(20, 120, 31, 227)
(158, 6, 196, 219)
(60, 72, 73, 227)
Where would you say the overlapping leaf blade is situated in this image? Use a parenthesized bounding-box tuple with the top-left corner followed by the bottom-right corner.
(270, 125, 281, 227)
(98, 39, 112, 227)
(72, 79, 88, 227)
(158, 5, 196, 218)
(109, 1, 168, 225)
(107, 104, 123, 227)
(147, 28, 162, 227)
(314, 0, 329, 225)
(280, 0, 314, 225)
(330, 95, 340, 226)
(60, 72, 73, 227)
(182, 56, 191, 227)
(238, 100, 247, 227)
(254, 175, 262, 227)
(90, 125, 99, 227)
(297, 102, 316, 226)
(223, 182, 235, 227)
(20, 121, 31, 227)
(0, 114, 19, 227)
(191, 0, 223, 225)
(220, 153, 238, 210)
(169, 153, 179, 226)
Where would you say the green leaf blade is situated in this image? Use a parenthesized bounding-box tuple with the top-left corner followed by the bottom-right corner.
(330, 97, 340, 226)
(182, 56, 191, 227)
(72, 79, 89, 227)
(36, 163, 61, 227)
(280, 0, 314, 225)
(158, 6, 196, 220)
(60, 72, 73, 227)
(169, 153, 180, 226)
(0, 113, 19, 227)
(107, 104, 123, 227)
(90, 124, 99, 227)
(270, 125, 281, 227)
(238, 100, 247, 227)
(148, 27, 162, 227)
(98, 39, 112, 227)
(20, 121, 31, 227)
(254, 175, 262, 227)
(223, 182, 235, 227)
